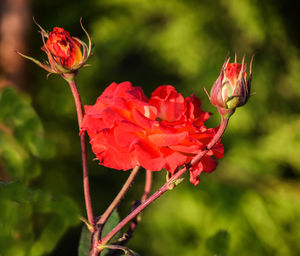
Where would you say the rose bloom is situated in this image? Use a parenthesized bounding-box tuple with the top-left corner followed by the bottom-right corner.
(42, 27, 83, 70)
(81, 82, 224, 185)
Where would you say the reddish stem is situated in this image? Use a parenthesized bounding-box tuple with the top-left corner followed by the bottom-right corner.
(90, 166, 140, 256)
(99, 167, 187, 249)
(97, 166, 140, 228)
(68, 78, 94, 226)
(98, 116, 229, 249)
(142, 170, 152, 203)
(121, 169, 153, 244)
(190, 116, 229, 167)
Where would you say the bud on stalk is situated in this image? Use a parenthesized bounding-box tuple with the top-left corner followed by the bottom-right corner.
(210, 55, 253, 118)
(17, 19, 92, 80)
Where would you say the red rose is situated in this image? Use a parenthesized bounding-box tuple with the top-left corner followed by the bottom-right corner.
(81, 82, 224, 185)
(42, 27, 83, 71)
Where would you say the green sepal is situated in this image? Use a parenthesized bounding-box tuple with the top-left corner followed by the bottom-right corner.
(16, 52, 54, 73)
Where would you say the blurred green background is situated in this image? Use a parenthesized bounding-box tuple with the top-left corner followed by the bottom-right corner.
(1, 0, 300, 255)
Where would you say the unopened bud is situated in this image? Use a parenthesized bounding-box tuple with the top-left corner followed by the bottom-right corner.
(210, 55, 253, 118)
(18, 19, 92, 78)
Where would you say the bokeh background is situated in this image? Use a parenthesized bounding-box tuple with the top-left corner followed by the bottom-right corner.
(1, 0, 300, 255)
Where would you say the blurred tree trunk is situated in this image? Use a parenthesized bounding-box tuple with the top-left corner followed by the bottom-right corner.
(0, 0, 30, 90)
(0, 0, 30, 180)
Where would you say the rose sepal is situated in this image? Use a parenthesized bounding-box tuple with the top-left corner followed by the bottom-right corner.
(16, 51, 54, 73)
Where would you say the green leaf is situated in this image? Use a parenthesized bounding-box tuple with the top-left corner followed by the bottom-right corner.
(0, 180, 80, 256)
(205, 230, 230, 256)
(101, 210, 123, 256)
(78, 226, 91, 256)
(0, 87, 55, 160)
(29, 216, 68, 256)
(102, 210, 121, 238)
(78, 210, 122, 256)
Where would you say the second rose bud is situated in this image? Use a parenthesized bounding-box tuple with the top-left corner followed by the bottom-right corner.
(210, 55, 253, 118)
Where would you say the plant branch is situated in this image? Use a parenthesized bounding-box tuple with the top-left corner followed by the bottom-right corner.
(99, 167, 187, 248)
(98, 116, 229, 248)
(97, 166, 140, 229)
(190, 116, 229, 167)
(67, 78, 94, 226)
(142, 170, 152, 203)
(116, 170, 153, 245)
(90, 166, 140, 256)
(126, 170, 153, 237)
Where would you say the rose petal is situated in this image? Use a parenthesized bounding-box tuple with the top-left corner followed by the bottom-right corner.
(148, 132, 188, 147)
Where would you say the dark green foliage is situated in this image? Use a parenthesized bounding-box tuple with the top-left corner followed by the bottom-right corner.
(0, 87, 79, 256)
(0, 87, 54, 182)
(206, 230, 230, 255)
(78, 226, 90, 256)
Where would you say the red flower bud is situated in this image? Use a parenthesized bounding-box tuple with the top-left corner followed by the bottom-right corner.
(210, 55, 253, 118)
(42, 27, 83, 71)
(17, 19, 92, 77)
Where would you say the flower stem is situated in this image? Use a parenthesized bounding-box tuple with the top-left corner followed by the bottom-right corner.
(189, 116, 229, 167)
(67, 78, 94, 226)
(97, 166, 140, 229)
(90, 166, 140, 256)
(100, 167, 187, 248)
(116, 170, 153, 246)
(142, 170, 152, 203)
(98, 116, 229, 248)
